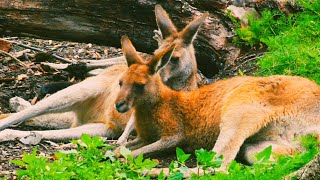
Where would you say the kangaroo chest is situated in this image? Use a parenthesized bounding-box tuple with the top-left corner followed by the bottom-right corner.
(135, 111, 161, 143)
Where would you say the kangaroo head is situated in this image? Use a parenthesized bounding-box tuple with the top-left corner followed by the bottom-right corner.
(155, 5, 208, 89)
(115, 36, 175, 113)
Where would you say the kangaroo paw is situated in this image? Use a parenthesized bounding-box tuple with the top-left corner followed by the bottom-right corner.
(19, 132, 42, 145)
(9, 97, 31, 112)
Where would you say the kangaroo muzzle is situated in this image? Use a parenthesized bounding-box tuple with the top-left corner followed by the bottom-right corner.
(115, 100, 130, 113)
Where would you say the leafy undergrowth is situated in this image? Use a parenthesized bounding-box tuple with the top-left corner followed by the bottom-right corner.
(209, 135, 319, 180)
(10, 134, 158, 180)
(7, 134, 320, 180)
(234, 0, 320, 83)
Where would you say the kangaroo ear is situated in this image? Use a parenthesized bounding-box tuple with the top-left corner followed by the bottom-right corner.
(180, 13, 208, 46)
(155, 5, 178, 39)
(121, 35, 144, 66)
(148, 44, 175, 74)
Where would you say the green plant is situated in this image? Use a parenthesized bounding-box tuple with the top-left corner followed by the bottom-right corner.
(165, 134, 319, 180)
(11, 134, 319, 179)
(11, 134, 158, 179)
(210, 134, 319, 180)
(164, 147, 223, 180)
(234, 0, 320, 84)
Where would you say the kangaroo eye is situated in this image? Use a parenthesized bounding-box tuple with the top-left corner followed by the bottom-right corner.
(170, 57, 179, 64)
(135, 83, 145, 93)
(119, 81, 123, 87)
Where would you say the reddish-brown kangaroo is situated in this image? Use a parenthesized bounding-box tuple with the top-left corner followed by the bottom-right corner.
(0, 5, 207, 143)
(115, 36, 320, 169)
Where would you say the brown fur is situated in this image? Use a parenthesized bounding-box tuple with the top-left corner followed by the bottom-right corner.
(116, 37, 320, 169)
(72, 64, 132, 131)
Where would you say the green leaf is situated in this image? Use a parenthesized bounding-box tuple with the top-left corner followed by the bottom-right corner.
(195, 149, 222, 169)
(256, 146, 272, 163)
(104, 151, 116, 161)
(80, 134, 92, 147)
(10, 160, 26, 167)
(228, 160, 242, 173)
(168, 171, 184, 180)
(176, 148, 191, 164)
(16, 170, 29, 179)
(212, 155, 223, 168)
(238, 69, 245, 76)
(119, 146, 131, 159)
(169, 161, 179, 173)
(134, 154, 144, 164)
(195, 149, 215, 165)
(157, 170, 165, 180)
(180, 166, 189, 172)
(32, 146, 38, 156)
(139, 159, 158, 170)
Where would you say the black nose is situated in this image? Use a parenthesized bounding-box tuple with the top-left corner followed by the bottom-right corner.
(115, 100, 129, 113)
(116, 100, 126, 109)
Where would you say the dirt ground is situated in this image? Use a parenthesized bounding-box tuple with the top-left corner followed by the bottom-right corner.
(0, 36, 260, 179)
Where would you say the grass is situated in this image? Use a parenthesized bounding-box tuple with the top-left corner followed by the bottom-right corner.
(233, 0, 320, 84)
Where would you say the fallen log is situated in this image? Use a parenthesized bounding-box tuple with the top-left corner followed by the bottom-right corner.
(0, 0, 238, 77)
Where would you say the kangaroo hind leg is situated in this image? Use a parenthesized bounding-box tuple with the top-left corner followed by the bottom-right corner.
(212, 105, 272, 169)
(1, 97, 75, 129)
(0, 78, 104, 130)
(0, 123, 113, 143)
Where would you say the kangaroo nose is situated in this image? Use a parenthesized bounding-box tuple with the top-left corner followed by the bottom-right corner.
(115, 100, 129, 113)
(116, 100, 126, 109)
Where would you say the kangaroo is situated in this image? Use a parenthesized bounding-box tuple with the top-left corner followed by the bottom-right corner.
(0, 5, 207, 143)
(115, 36, 320, 169)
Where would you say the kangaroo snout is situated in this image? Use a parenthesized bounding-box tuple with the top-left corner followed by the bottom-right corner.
(115, 100, 130, 113)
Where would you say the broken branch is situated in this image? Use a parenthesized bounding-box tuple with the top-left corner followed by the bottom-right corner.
(41, 56, 127, 71)
(9, 41, 74, 63)
(0, 50, 29, 67)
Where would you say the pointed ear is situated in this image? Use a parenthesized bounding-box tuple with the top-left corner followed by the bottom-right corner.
(180, 13, 208, 46)
(121, 35, 144, 66)
(148, 44, 175, 74)
(155, 4, 178, 38)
